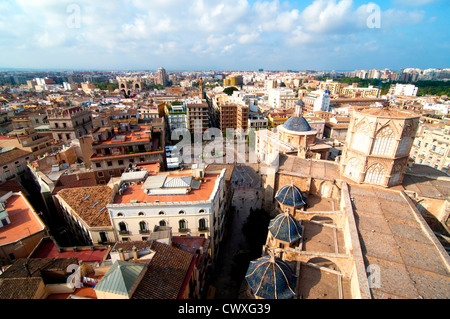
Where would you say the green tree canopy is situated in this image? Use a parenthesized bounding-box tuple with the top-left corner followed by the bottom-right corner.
(223, 86, 239, 96)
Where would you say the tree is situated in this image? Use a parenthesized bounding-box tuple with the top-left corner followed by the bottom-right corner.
(223, 86, 239, 96)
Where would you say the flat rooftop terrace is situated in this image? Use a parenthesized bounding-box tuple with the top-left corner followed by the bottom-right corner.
(349, 184, 450, 299)
(113, 173, 219, 204)
(0, 194, 45, 246)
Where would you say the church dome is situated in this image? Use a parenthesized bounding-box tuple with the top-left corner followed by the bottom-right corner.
(282, 116, 312, 132)
(275, 184, 306, 207)
(245, 254, 297, 299)
(269, 211, 303, 244)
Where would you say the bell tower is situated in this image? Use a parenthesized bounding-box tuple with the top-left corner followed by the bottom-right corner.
(198, 77, 204, 99)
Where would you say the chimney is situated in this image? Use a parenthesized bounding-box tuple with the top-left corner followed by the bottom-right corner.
(118, 248, 125, 261)
(132, 246, 138, 260)
(24, 260, 32, 277)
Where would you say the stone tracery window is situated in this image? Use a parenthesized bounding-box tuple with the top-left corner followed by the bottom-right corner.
(352, 122, 371, 153)
(344, 157, 361, 179)
(372, 126, 394, 156)
(364, 163, 385, 184)
(396, 137, 410, 156)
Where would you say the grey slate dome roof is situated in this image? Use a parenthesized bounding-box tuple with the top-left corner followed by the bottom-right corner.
(245, 254, 297, 299)
(295, 99, 304, 106)
(269, 211, 303, 243)
(275, 184, 306, 207)
(282, 116, 312, 132)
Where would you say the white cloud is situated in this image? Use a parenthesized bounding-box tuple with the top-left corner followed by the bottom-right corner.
(393, 0, 439, 5)
(0, 0, 440, 69)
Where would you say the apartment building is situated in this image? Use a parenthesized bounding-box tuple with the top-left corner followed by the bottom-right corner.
(0, 147, 33, 184)
(389, 83, 418, 97)
(410, 123, 450, 172)
(47, 106, 93, 145)
(302, 90, 331, 113)
(87, 125, 164, 184)
(267, 112, 288, 127)
(248, 113, 268, 131)
(186, 101, 209, 133)
(107, 165, 227, 258)
(166, 103, 188, 136)
(268, 88, 297, 109)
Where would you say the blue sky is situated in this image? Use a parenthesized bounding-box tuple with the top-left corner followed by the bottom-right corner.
(0, 0, 448, 71)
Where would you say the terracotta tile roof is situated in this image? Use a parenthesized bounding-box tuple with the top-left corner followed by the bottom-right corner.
(132, 241, 194, 299)
(0, 257, 77, 279)
(0, 277, 43, 299)
(57, 185, 113, 227)
(0, 147, 31, 165)
(52, 172, 98, 194)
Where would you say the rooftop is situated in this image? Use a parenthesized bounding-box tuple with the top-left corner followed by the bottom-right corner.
(349, 184, 450, 299)
(356, 107, 419, 119)
(0, 193, 46, 246)
(93, 126, 153, 146)
(0, 147, 31, 165)
(113, 172, 220, 205)
(29, 237, 110, 263)
(132, 240, 195, 299)
(56, 185, 114, 228)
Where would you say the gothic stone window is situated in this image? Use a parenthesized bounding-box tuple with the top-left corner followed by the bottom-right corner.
(372, 126, 394, 156)
(352, 121, 371, 153)
(364, 163, 385, 184)
(344, 157, 361, 179)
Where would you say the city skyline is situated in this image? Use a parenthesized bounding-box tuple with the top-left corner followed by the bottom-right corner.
(1, 0, 449, 71)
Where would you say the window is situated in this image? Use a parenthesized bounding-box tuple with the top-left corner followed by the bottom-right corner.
(179, 219, 187, 231)
(352, 122, 371, 153)
(1, 218, 9, 227)
(396, 137, 411, 156)
(179, 210, 185, 215)
(364, 163, 385, 185)
(118, 160, 124, 166)
(107, 161, 113, 167)
(199, 218, 207, 231)
(117, 212, 124, 217)
(344, 158, 361, 180)
(199, 209, 205, 214)
(99, 232, 108, 243)
(138, 212, 145, 216)
(96, 163, 101, 168)
(139, 221, 148, 233)
(159, 220, 166, 227)
(159, 211, 165, 215)
(118, 222, 128, 234)
(372, 126, 394, 156)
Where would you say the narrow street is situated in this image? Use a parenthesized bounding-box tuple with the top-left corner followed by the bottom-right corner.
(208, 164, 263, 299)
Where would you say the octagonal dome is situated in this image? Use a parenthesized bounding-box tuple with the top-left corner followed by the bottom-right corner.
(275, 184, 306, 207)
(269, 211, 303, 244)
(282, 116, 312, 132)
(245, 254, 297, 299)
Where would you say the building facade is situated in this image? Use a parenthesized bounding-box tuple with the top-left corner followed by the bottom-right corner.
(410, 123, 450, 172)
(47, 106, 93, 145)
(340, 107, 420, 187)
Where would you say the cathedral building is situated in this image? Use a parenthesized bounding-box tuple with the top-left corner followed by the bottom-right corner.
(340, 107, 420, 187)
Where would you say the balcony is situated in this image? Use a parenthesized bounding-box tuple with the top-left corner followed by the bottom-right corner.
(139, 229, 150, 234)
(198, 227, 209, 232)
(118, 230, 129, 235)
(178, 228, 190, 233)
